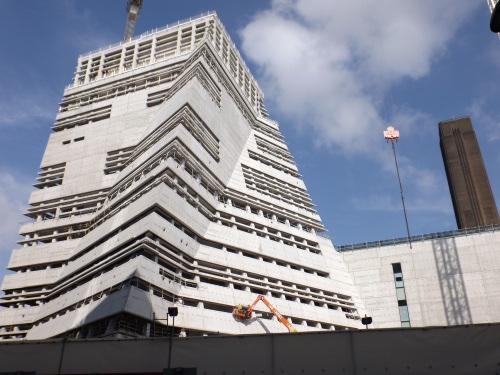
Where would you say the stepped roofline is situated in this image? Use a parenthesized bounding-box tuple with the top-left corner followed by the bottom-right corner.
(79, 11, 217, 58)
(67, 11, 263, 102)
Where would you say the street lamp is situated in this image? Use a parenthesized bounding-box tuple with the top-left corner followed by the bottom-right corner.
(384, 126, 412, 249)
(361, 314, 373, 329)
(167, 307, 178, 370)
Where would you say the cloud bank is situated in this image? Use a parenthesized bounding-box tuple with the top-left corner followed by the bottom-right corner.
(0, 88, 56, 128)
(240, 0, 481, 156)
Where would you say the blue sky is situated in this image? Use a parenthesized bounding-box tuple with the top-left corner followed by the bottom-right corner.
(0, 1, 499, 284)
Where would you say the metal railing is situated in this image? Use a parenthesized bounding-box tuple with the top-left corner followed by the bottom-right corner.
(79, 11, 216, 58)
(336, 224, 500, 252)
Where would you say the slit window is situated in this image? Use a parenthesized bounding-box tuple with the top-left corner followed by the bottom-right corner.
(392, 263, 411, 327)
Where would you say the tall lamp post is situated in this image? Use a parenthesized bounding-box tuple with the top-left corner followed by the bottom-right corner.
(384, 126, 412, 249)
(167, 307, 178, 370)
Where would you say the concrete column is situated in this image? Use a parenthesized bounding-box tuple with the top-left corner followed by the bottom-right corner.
(132, 43, 139, 69)
(52, 230, 58, 243)
(84, 58, 91, 84)
(176, 29, 182, 56)
(224, 36, 230, 66)
(97, 55, 104, 80)
(74, 59, 83, 86)
(119, 46, 126, 73)
(150, 37, 157, 63)
(190, 24, 196, 51)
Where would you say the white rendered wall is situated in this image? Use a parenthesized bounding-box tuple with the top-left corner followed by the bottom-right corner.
(342, 229, 500, 328)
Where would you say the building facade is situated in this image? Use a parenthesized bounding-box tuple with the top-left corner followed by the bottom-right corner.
(2, 13, 500, 342)
(340, 225, 500, 328)
(0, 12, 365, 340)
(439, 116, 500, 229)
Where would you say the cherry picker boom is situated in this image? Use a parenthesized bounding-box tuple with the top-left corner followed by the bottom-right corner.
(233, 295, 298, 333)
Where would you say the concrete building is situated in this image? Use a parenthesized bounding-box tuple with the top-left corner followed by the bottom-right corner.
(339, 225, 500, 328)
(0, 12, 365, 340)
(439, 117, 500, 229)
(1, 12, 500, 342)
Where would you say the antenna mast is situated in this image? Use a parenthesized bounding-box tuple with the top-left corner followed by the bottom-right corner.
(123, 0, 144, 41)
(384, 126, 412, 249)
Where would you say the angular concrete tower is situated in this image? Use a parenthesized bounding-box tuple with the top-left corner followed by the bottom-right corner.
(0, 12, 364, 340)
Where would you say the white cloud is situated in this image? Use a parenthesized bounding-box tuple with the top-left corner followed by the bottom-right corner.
(0, 88, 56, 128)
(59, 1, 119, 55)
(353, 191, 451, 214)
(468, 98, 500, 142)
(389, 105, 432, 137)
(240, 0, 481, 156)
(240, 0, 481, 216)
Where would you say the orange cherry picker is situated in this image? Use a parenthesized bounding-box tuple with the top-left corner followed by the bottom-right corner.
(232, 295, 298, 333)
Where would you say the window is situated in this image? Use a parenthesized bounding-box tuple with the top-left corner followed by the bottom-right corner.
(392, 263, 411, 327)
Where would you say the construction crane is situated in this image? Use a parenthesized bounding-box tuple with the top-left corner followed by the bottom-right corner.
(233, 295, 298, 333)
(123, 0, 144, 41)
